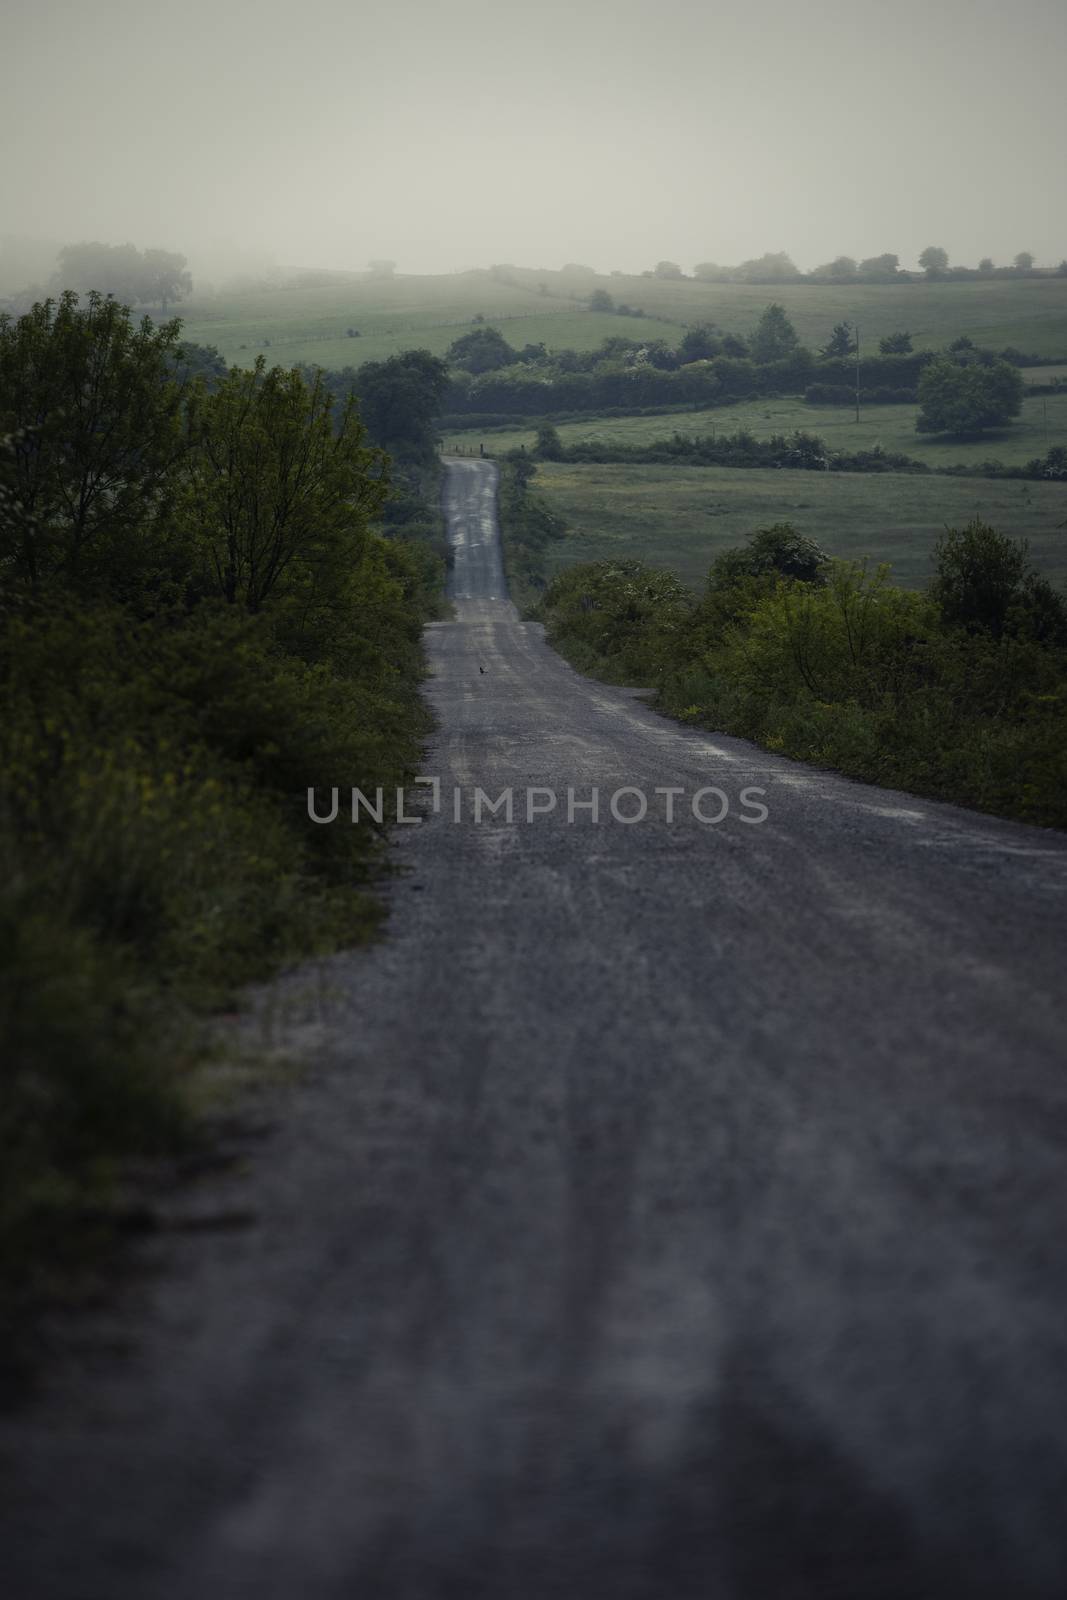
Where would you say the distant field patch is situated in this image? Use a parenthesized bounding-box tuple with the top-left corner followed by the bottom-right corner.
(445, 390, 1067, 471)
(178, 274, 678, 368)
(175, 269, 1067, 371)
(534, 463, 1067, 592)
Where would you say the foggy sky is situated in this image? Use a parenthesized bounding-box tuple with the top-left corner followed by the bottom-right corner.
(3, 0, 1065, 280)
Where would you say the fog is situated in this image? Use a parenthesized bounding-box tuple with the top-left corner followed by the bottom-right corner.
(3, 0, 1065, 283)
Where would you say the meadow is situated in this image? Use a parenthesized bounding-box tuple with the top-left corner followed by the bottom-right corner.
(178, 273, 673, 368)
(532, 463, 1067, 592)
(444, 389, 1067, 469)
(178, 267, 1067, 370)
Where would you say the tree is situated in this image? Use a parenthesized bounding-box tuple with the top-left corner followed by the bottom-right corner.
(693, 262, 729, 281)
(931, 521, 1030, 637)
(184, 360, 387, 612)
(348, 349, 450, 462)
(445, 326, 517, 374)
(589, 288, 614, 311)
(1013, 251, 1035, 272)
(811, 256, 857, 279)
(820, 321, 856, 359)
(710, 522, 828, 589)
(736, 252, 801, 282)
(54, 241, 143, 302)
(720, 332, 749, 358)
(859, 253, 900, 279)
(52, 241, 193, 309)
(677, 324, 721, 363)
(368, 259, 396, 277)
(749, 303, 800, 363)
(918, 245, 949, 276)
(915, 357, 1023, 436)
(533, 425, 563, 460)
(978, 257, 995, 274)
(142, 248, 192, 313)
(653, 261, 683, 279)
(879, 330, 913, 355)
(173, 341, 228, 387)
(0, 292, 187, 588)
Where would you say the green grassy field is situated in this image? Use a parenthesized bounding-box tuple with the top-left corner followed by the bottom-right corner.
(177, 268, 1067, 371)
(533, 463, 1067, 592)
(178, 273, 680, 369)
(445, 389, 1067, 470)
(525, 270, 1067, 355)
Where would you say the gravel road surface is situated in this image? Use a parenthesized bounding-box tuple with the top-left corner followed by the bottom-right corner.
(3, 457, 1067, 1599)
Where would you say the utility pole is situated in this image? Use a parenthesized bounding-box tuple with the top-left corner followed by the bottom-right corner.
(855, 322, 861, 424)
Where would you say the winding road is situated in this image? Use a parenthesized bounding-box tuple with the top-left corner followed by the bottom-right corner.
(4, 457, 1067, 1598)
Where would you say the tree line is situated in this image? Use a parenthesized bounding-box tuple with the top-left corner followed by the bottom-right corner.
(545, 250, 1067, 285)
(435, 308, 1033, 437)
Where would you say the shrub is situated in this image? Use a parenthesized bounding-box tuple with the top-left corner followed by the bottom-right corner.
(916, 357, 1024, 436)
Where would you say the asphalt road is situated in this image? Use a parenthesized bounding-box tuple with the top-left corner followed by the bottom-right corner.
(3, 457, 1067, 1598)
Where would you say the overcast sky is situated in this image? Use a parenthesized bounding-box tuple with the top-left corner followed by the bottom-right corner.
(3, 0, 1065, 280)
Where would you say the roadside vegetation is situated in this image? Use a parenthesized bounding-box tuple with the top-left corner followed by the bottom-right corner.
(0, 294, 445, 1302)
(537, 520, 1067, 830)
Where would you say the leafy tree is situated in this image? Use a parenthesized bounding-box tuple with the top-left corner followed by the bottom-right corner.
(719, 332, 749, 358)
(915, 356, 1023, 436)
(710, 522, 828, 589)
(183, 360, 387, 612)
(142, 248, 192, 313)
(367, 259, 396, 277)
(879, 330, 913, 355)
(533, 424, 563, 460)
(589, 288, 614, 311)
(749, 303, 800, 363)
(348, 349, 449, 461)
(812, 256, 857, 279)
(677, 324, 721, 363)
(173, 341, 228, 387)
(978, 257, 995, 274)
(446, 326, 517, 374)
(930, 520, 1066, 641)
(653, 261, 683, 279)
(1013, 251, 1035, 272)
(54, 241, 143, 302)
(820, 321, 856, 359)
(52, 242, 192, 309)
(693, 262, 729, 281)
(0, 292, 187, 589)
(736, 252, 801, 282)
(918, 245, 949, 276)
(859, 253, 900, 279)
